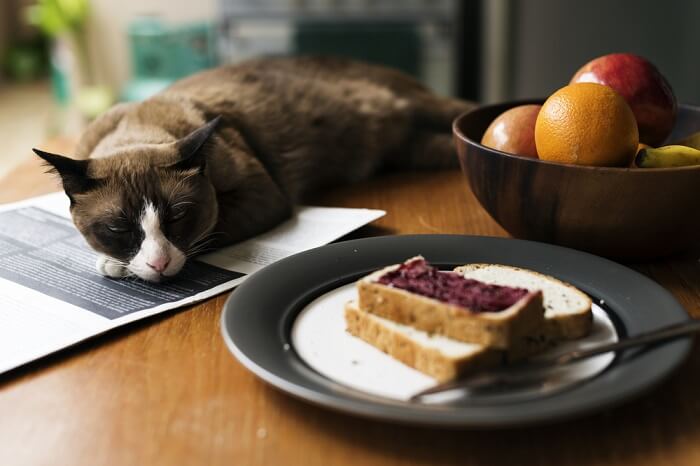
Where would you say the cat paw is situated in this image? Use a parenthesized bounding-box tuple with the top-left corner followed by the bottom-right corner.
(96, 255, 129, 278)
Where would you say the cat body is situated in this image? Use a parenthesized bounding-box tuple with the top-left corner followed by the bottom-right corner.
(36, 56, 473, 282)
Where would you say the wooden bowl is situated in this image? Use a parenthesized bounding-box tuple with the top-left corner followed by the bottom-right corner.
(453, 100, 700, 259)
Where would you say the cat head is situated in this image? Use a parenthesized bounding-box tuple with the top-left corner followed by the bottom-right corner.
(35, 117, 222, 282)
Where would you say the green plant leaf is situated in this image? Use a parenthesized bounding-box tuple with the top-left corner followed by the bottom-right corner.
(25, 0, 88, 37)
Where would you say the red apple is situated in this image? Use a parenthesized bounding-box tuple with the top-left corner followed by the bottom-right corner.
(481, 104, 541, 158)
(570, 53, 677, 146)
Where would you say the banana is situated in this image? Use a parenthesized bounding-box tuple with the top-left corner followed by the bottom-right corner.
(672, 131, 700, 150)
(636, 145, 700, 168)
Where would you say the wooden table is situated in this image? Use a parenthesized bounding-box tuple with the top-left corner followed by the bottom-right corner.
(2, 145, 700, 466)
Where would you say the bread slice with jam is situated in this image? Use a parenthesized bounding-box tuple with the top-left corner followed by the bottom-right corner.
(356, 256, 545, 350)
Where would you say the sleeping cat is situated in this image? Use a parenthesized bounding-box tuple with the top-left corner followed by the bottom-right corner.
(35, 56, 474, 282)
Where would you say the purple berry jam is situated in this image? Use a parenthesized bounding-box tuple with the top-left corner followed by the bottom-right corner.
(376, 258, 530, 312)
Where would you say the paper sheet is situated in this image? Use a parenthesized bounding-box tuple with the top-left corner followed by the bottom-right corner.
(0, 192, 384, 374)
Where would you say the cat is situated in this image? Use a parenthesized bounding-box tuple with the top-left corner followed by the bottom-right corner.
(35, 56, 474, 282)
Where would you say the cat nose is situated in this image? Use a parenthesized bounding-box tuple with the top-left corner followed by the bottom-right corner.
(147, 257, 170, 273)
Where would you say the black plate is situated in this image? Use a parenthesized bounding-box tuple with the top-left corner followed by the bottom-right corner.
(220, 235, 692, 428)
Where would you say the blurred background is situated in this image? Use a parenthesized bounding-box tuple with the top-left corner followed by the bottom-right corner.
(0, 0, 698, 179)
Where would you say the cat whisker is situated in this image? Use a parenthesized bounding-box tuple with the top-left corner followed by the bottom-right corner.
(186, 243, 219, 258)
(188, 243, 211, 254)
(188, 231, 227, 252)
(191, 235, 226, 249)
(192, 231, 226, 244)
(186, 235, 224, 257)
(186, 250, 214, 259)
(170, 200, 196, 209)
(190, 227, 225, 242)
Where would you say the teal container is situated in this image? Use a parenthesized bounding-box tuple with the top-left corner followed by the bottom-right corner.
(123, 17, 218, 101)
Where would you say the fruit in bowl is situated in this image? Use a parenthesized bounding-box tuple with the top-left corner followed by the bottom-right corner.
(535, 82, 638, 167)
(476, 53, 696, 169)
(636, 145, 700, 168)
(453, 100, 700, 259)
(452, 52, 700, 258)
(570, 53, 677, 146)
(480, 104, 541, 158)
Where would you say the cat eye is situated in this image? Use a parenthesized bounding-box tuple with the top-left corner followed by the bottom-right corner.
(106, 223, 131, 234)
(167, 208, 188, 223)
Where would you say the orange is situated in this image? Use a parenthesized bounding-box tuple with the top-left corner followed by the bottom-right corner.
(535, 82, 639, 166)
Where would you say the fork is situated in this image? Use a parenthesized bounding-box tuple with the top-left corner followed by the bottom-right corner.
(410, 319, 700, 402)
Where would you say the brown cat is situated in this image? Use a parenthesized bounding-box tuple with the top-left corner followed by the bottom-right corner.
(35, 56, 474, 282)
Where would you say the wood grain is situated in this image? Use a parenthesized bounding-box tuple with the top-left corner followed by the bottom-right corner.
(1, 152, 700, 466)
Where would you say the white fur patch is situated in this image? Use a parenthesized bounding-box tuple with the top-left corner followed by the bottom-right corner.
(128, 201, 186, 282)
(96, 254, 129, 278)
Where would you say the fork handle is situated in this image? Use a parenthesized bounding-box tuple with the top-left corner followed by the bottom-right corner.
(557, 318, 700, 365)
(411, 319, 700, 401)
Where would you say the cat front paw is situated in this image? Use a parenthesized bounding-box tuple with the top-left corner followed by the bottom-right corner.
(96, 255, 129, 278)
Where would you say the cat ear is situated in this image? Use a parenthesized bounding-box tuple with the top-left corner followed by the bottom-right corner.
(173, 116, 222, 172)
(33, 148, 96, 197)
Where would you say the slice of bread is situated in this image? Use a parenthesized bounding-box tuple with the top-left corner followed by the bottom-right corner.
(357, 257, 545, 349)
(453, 264, 592, 341)
(345, 301, 502, 382)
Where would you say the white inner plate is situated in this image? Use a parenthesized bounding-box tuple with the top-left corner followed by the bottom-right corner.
(291, 283, 618, 402)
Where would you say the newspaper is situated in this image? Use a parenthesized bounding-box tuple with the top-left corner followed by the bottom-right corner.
(0, 192, 384, 374)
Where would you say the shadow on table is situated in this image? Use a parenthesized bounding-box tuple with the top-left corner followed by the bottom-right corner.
(335, 224, 394, 242)
(264, 341, 700, 466)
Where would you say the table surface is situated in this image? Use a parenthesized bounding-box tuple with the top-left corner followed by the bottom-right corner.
(1, 143, 700, 466)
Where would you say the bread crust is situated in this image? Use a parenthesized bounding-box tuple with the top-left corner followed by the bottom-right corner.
(344, 303, 502, 382)
(357, 263, 545, 350)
